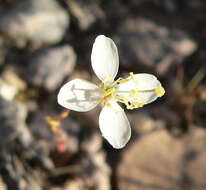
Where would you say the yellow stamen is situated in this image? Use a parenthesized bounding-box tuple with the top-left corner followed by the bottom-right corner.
(133, 101, 145, 108)
(45, 116, 60, 127)
(127, 101, 145, 109)
(155, 85, 165, 97)
(119, 94, 129, 106)
(118, 94, 145, 110)
(105, 87, 115, 96)
(130, 72, 138, 85)
(116, 78, 129, 84)
(100, 98, 106, 107)
(100, 83, 117, 107)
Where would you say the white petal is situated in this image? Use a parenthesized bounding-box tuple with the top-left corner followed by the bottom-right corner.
(57, 79, 103, 112)
(99, 102, 131, 149)
(91, 35, 119, 83)
(117, 73, 164, 105)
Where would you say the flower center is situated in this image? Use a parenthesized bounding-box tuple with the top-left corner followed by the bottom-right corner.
(99, 83, 117, 107)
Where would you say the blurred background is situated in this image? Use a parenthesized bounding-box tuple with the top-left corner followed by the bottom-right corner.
(0, 0, 205, 189)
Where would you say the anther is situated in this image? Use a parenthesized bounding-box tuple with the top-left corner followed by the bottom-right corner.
(155, 85, 165, 97)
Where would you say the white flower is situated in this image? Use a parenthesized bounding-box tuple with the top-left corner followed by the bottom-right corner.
(57, 35, 165, 149)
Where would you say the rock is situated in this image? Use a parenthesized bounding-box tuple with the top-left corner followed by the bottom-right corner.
(0, 68, 26, 101)
(117, 130, 184, 190)
(65, 0, 103, 30)
(27, 45, 76, 91)
(0, 176, 7, 190)
(0, 0, 69, 46)
(182, 127, 206, 190)
(63, 179, 86, 190)
(0, 97, 53, 189)
(1, 152, 43, 190)
(0, 97, 28, 148)
(0, 79, 18, 101)
(0, 150, 49, 190)
(1, 69, 26, 91)
(185, 151, 206, 190)
(117, 124, 206, 190)
(80, 133, 111, 190)
(113, 17, 197, 75)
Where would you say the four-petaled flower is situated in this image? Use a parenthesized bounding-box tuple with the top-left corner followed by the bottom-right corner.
(57, 35, 165, 149)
